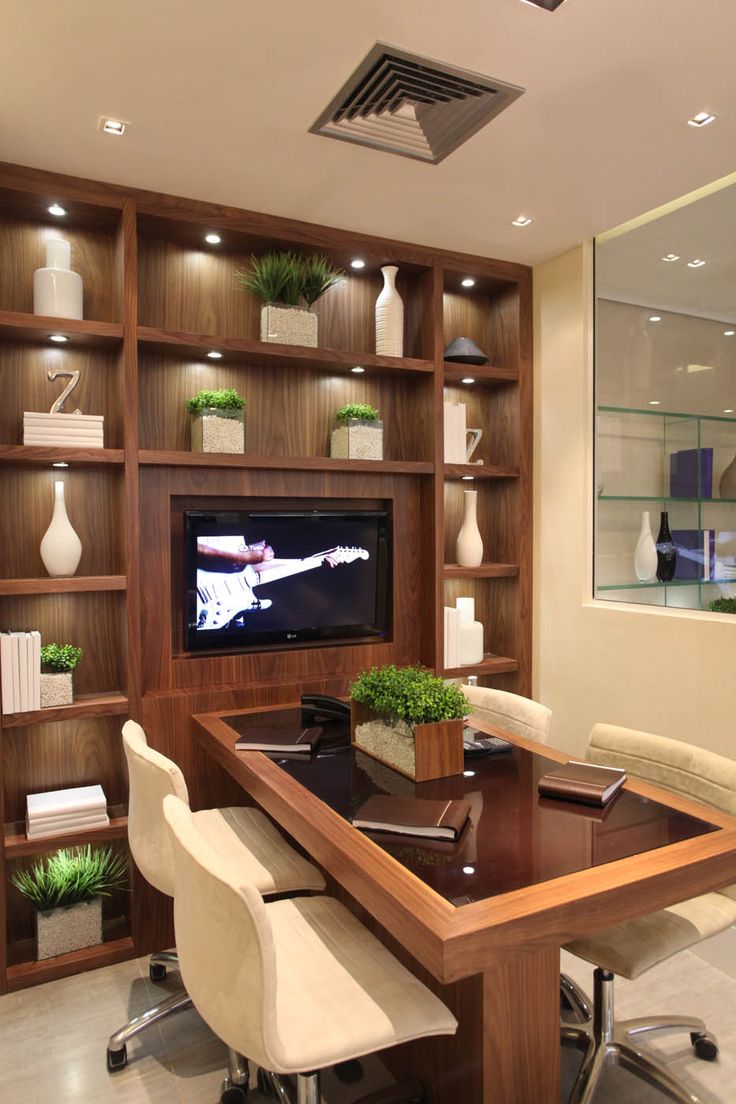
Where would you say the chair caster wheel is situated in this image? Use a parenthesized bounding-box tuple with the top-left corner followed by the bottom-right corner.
(221, 1088, 248, 1104)
(107, 1045, 128, 1072)
(149, 962, 167, 982)
(257, 1068, 276, 1096)
(691, 1032, 719, 1061)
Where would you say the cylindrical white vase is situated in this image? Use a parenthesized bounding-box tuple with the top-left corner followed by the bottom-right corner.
(456, 597, 484, 665)
(456, 489, 483, 567)
(34, 237, 83, 319)
(375, 265, 404, 357)
(40, 480, 82, 577)
(634, 510, 657, 582)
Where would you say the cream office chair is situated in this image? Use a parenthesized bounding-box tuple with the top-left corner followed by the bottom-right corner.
(163, 792, 458, 1104)
(563, 724, 736, 1104)
(107, 720, 325, 1078)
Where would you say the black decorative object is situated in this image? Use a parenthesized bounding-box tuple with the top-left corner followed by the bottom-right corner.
(656, 511, 677, 582)
(443, 337, 489, 365)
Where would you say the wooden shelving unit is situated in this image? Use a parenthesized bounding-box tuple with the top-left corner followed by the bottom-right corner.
(0, 160, 531, 991)
(4, 806, 128, 856)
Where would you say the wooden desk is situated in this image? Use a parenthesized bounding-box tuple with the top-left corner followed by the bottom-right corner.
(193, 706, 736, 1104)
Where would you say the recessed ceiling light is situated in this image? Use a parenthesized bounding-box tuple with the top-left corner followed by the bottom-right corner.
(51, 462, 69, 468)
(48, 203, 66, 217)
(350, 258, 366, 269)
(461, 377, 475, 384)
(351, 366, 365, 373)
(519, 0, 568, 9)
(461, 277, 476, 288)
(687, 111, 716, 128)
(649, 315, 661, 323)
(687, 363, 715, 373)
(724, 330, 735, 337)
(49, 334, 68, 343)
(206, 350, 222, 359)
(204, 232, 221, 245)
(462, 865, 476, 875)
(649, 400, 661, 406)
(662, 253, 679, 262)
(724, 409, 734, 414)
(461, 475, 475, 481)
(688, 259, 706, 268)
(512, 215, 533, 227)
(100, 117, 126, 136)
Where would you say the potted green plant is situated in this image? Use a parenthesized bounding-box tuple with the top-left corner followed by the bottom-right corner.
(186, 388, 246, 454)
(235, 251, 343, 348)
(11, 845, 128, 960)
(350, 665, 468, 781)
(330, 403, 383, 461)
(40, 642, 82, 708)
(708, 597, 736, 614)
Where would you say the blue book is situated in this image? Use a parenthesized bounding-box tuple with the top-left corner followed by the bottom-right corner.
(672, 530, 701, 580)
(669, 449, 713, 498)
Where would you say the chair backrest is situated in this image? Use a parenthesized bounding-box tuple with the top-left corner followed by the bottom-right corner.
(462, 684, 552, 744)
(122, 720, 190, 898)
(163, 793, 278, 1070)
(589, 723, 736, 900)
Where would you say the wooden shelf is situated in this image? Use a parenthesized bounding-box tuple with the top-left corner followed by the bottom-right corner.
(0, 310, 123, 347)
(444, 463, 519, 480)
(443, 363, 518, 386)
(0, 445, 124, 466)
(4, 807, 128, 857)
(0, 575, 126, 596)
(139, 450, 433, 475)
(6, 933, 135, 991)
(138, 326, 434, 377)
(2, 691, 129, 729)
(444, 563, 519, 579)
(442, 655, 519, 679)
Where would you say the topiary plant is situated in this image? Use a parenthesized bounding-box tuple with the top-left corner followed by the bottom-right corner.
(11, 846, 128, 912)
(40, 643, 83, 673)
(708, 597, 736, 614)
(234, 251, 343, 307)
(335, 403, 380, 423)
(350, 664, 468, 727)
(186, 388, 246, 413)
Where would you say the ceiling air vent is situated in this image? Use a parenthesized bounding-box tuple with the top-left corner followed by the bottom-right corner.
(310, 44, 524, 165)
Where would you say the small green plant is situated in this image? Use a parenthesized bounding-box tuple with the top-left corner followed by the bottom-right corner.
(11, 846, 128, 912)
(708, 597, 736, 614)
(234, 251, 343, 307)
(335, 403, 380, 423)
(40, 643, 82, 673)
(186, 388, 246, 413)
(350, 664, 468, 727)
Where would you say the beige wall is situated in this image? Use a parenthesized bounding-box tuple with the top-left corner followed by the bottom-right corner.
(533, 243, 735, 758)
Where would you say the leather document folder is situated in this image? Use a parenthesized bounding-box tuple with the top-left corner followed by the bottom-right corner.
(235, 725, 322, 754)
(538, 761, 626, 806)
(352, 795, 471, 841)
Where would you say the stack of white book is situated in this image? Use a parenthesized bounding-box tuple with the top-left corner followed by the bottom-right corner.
(23, 411, 104, 448)
(0, 630, 40, 713)
(26, 784, 109, 841)
(443, 606, 461, 669)
(443, 401, 467, 463)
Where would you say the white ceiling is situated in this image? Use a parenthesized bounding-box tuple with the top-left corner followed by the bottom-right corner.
(2, 0, 736, 266)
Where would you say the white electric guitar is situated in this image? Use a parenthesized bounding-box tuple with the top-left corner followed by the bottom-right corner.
(196, 545, 369, 630)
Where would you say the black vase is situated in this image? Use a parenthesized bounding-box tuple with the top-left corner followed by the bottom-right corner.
(656, 511, 677, 582)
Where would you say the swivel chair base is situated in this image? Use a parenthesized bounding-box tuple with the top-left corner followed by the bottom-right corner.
(107, 951, 191, 1072)
(247, 1069, 424, 1104)
(562, 967, 718, 1104)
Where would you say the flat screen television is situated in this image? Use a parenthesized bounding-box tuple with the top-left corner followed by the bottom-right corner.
(183, 507, 391, 653)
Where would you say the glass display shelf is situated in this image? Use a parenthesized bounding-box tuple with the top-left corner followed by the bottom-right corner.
(598, 495, 736, 504)
(596, 580, 702, 592)
(598, 405, 736, 425)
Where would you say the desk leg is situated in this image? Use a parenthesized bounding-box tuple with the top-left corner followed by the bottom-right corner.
(482, 945, 560, 1104)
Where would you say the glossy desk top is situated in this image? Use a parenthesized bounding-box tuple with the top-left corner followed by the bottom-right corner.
(219, 708, 715, 907)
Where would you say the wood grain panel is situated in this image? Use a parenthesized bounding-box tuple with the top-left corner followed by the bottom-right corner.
(444, 481, 520, 565)
(444, 578, 521, 668)
(444, 380, 519, 470)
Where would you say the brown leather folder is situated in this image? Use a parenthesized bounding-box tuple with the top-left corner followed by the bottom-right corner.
(352, 794, 471, 841)
(538, 761, 626, 806)
(234, 724, 322, 754)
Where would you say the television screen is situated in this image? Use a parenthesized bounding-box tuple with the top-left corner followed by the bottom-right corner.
(183, 508, 390, 652)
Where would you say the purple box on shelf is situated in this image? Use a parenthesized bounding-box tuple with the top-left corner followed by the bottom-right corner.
(672, 529, 716, 580)
(669, 448, 713, 499)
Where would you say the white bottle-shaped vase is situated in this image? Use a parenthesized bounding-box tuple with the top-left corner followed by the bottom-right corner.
(33, 238, 83, 320)
(634, 510, 657, 582)
(375, 265, 404, 356)
(456, 489, 483, 567)
(40, 481, 82, 577)
(456, 597, 484, 665)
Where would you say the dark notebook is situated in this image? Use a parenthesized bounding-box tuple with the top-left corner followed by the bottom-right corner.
(352, 795, 471, 841)
(538, 761, 626, 806)
(234, 725, 322, 754)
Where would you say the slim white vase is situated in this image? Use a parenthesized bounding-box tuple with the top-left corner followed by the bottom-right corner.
(33, 238, 83, 320)
(456, 596, 484, 665)
(634, 510, 657, 582)
(375, 265, 404, 356)
(456, 489, 483, 567)
(40, 481, 82, 577)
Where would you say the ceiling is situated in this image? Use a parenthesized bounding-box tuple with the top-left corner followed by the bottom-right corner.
(2, 0, 736, 266)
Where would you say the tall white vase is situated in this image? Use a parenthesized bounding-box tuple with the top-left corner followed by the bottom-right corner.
(33, 238, 83, 320)
(456, 489, 483, 567)
(634, 510, 657, 582)
(40, 481, 82, 577)
(375, 265, 404, 356)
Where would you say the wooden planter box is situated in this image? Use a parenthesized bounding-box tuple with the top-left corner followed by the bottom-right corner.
(351, 701, 464, 782)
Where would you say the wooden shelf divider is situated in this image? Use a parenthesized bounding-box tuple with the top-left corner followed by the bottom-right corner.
(444, 463, 520, 481)
(0, 576, 126, 596)
(443, 363, 518, 386)
(5, 935, 135, 991)
(443, 563, 519, 579)
(139, 450, 433, 475)
(0, 310, 123, 346)
(2, 691, 129, 729)
(442, 655, 520, 679)
(0, 445, 124, 466)
(4, 808, 128, 857)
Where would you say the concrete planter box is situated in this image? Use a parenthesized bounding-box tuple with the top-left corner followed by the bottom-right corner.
(330, 418, 384, 461)
(35, 896, 103, 960)
(40, 671, 73, 708)
(260, 304, 318, 347)
(351, 701, 464, 782)
(190, 408, 245, 453)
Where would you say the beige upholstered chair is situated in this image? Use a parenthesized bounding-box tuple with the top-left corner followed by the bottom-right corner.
(163, 791, 459, 1104)
(462, 683, 552, 743)
(107, 721, 325, 1080)
(563, 724, 736, 1104)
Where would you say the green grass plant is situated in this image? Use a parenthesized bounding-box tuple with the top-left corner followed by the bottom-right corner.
(350, 664, 468, 727)
(11, 846, 128, 912)
(235, 251, 343, 307)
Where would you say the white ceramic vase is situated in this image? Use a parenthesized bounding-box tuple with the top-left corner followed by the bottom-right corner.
(375, 265, 404, 356)
(456, 596, 484, 665)
(634, 510, 657, 582)
(33, 238, 83, 320)
(456, 489, 483, 567)
(40, 480, 82, 577)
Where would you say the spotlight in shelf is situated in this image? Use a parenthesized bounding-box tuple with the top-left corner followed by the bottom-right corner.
(462, 474, 475, 481)
(52, 462, 69, 468)
(724, 330, 735, 337)
(461, 277, 476, 288)
(206, 350, 223, 359)
(649, 400, 661, 406)
(461, 377, 475, 385)
(350, 258, 366, 269)
(205, 233, 221, 245)
(688, 259, 706, 268)
(724, 409, 734, 415)
(662, 254, 679, 262)
(648, 315, 662, 323)
(351, 366, 365, 374)
(49, 334, 68, 343)
(462, 865, 475, 875)
(48, 203, 67, 217)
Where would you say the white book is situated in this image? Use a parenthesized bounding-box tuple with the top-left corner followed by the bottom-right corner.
(443, 402, 454, 463)
(23, 431, 104, 442)
(0, 632, 14, 714)
(443, 606, 450, 668)
(455, 402, 467, 464)
(24, 633, 33, 713)
(23, 426, 104, 437)
(27, 784, 108, 820)
(27, 811, 109, 832)
(30, 630, 41, 710)
(24, 413, 103, 424)
(444, 605, 460, 669)
(26, 815, 110, 841)
(11, 632, 27, 712)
